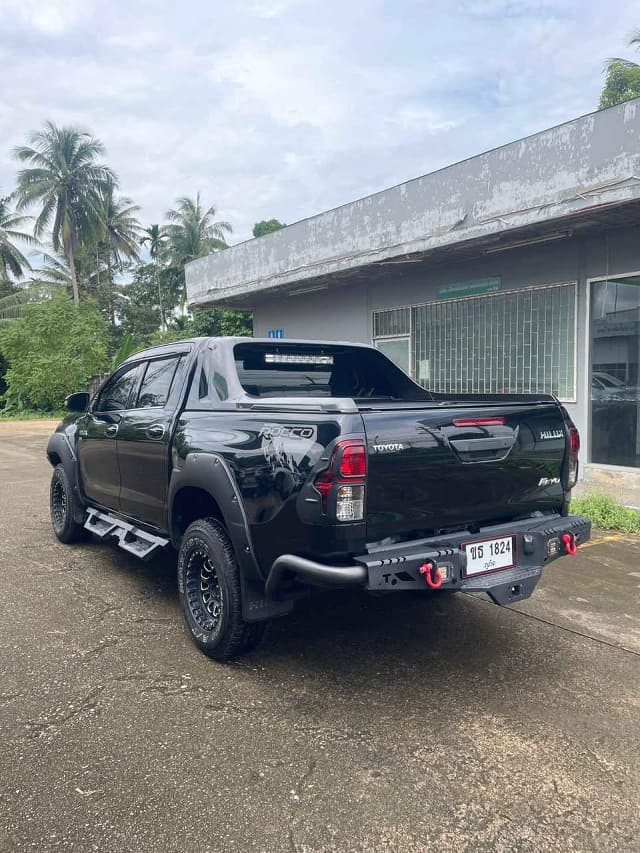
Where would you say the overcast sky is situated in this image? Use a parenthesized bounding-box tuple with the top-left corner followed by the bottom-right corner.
(1, 0, 639, 243)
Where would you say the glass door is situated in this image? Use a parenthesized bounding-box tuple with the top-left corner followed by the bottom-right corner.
(590, 275, 640, 467)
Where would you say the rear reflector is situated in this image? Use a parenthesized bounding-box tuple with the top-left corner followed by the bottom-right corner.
(453, 417, 506, 427)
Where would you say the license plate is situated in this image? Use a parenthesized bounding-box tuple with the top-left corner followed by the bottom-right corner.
(464, 535, 515, 576)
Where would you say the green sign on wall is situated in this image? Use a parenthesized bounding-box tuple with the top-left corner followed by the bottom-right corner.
(438, 276, 502, 300)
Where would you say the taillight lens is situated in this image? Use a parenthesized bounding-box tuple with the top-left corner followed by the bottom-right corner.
(569, 427, 580, 455)
(339, 443, 367, 477)
(313, 440, 367, 520)
(567, 426, 580, 488)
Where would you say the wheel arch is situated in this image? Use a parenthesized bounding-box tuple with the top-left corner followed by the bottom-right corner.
(47, 432, 86, 524)
(168, 453, 293, 623)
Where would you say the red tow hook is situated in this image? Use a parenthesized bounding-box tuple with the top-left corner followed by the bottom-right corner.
(419, 561, 443, 589)
(562, 533, 578, 556)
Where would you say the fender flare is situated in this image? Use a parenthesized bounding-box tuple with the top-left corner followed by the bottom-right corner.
(168, 453, 293, 623)
(46, 430, 86, 524)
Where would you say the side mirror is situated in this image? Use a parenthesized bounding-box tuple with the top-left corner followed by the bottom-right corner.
(65, 392, 90, 413)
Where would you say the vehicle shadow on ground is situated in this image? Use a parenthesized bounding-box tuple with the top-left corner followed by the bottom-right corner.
(84, 536, 569, 694)
(259, 587, 567, 687)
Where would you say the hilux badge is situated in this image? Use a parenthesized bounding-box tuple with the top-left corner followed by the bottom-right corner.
(539, 430, 563, 440)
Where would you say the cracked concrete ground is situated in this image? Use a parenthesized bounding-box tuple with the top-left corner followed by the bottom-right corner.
(0, 419, 639, 852)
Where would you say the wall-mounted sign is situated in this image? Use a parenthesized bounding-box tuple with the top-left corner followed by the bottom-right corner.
(267, 329, 285, 339)
(438, 276, 502, 300)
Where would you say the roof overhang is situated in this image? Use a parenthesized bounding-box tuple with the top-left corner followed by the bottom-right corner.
(186, 99, 640, 310)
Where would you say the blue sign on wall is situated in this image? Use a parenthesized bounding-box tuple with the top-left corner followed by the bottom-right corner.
(267, 329, 285, 339)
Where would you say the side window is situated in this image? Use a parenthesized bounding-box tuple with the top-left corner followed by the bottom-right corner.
(136, 357, 180, 409)
(185, 348, 228, 408)
(95, 364, 141, 413)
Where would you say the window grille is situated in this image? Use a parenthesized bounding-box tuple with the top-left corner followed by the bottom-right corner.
(373, 306, 411, 338)
(373, 283, 576, 401)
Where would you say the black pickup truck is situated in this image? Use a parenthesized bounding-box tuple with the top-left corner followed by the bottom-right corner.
(48, 337, 590, 660)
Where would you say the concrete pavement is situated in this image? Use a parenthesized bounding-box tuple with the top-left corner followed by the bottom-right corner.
(0, 420, 639, 852)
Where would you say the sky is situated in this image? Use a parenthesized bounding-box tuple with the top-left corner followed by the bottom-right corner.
(1, 0, 640, 244)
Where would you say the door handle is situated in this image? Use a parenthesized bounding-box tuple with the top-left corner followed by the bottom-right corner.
(147, 424, 166, 440)
(105, 424, 119, 438)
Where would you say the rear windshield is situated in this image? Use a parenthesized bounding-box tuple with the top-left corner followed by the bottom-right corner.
(234, 343, 425, 400)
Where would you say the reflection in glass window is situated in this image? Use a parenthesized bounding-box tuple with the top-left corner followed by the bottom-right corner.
(591, 276, 640, 468)
(97, 365, 140, 412)
(137, 358, 179, 408)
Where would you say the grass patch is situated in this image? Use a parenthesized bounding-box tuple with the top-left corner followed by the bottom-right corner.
(571, 494, 640, 534)
(0, 410, 65, 421)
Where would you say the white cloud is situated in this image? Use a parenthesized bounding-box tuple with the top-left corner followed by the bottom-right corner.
(209, 40, 346, 128)
(0, 0, 92, 35)
(247, 0, 306, 18)
(0, 0, 639, 242)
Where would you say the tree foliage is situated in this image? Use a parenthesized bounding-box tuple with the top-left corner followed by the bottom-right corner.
(0, 298, 108, 411)
(601, 29, 640, 108)
(600, 63, 640, 108)
(1, 121, 254, 410)
(252, 219, 285, 238)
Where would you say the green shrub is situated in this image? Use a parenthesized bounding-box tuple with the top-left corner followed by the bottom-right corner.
(571, 494, 640, 534)
(0, 298, 108, 412)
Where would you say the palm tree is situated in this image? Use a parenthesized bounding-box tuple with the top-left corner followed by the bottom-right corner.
(0, 196, 36, 281)
(99, 185, 143, 325)
(165, 194, 232, 309)
(141, 223, 168, 330)
(101, 186, 143, 265)
(142, 223, 167, 261)
(12, 121, 115, 304)
(606, 29, 640, 69)
(28, 252, 73, 290)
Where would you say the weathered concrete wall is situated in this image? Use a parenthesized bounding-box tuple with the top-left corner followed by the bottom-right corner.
(187, 99, 640, 307)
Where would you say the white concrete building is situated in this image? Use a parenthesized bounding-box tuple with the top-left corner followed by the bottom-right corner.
(186, 99, 640, 503)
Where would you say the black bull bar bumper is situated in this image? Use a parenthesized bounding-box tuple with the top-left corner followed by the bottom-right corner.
(265, 514, 591, 606)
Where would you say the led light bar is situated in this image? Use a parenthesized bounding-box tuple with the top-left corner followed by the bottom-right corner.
(264, 354, 334, 365)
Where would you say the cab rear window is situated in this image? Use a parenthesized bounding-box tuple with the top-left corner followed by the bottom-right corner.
(234, 343, 404, 399)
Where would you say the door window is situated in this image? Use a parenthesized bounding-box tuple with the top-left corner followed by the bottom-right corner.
(95, 364, 141, 413)
(136, 357, 181, 409)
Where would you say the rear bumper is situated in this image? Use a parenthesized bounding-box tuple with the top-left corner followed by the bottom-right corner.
(265, 513, 591, 606)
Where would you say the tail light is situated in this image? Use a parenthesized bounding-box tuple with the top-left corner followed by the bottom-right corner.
(313, 440, 367, 521)
(566, 426, 580, 488)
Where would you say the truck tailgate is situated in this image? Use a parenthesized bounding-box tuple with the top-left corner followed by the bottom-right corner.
(361, 399, 568, 540)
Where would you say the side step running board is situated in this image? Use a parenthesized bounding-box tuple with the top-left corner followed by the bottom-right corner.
(84, 507, 169, 561)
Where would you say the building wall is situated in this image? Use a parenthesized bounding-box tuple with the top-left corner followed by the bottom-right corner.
(187, 100, 640, 306)
(253, 279, 370, 343)
(253, 224, 640, 493)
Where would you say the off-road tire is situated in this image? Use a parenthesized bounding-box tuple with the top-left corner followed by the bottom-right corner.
(50, 463, 88, 544)
(177, 517, 267, 661)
